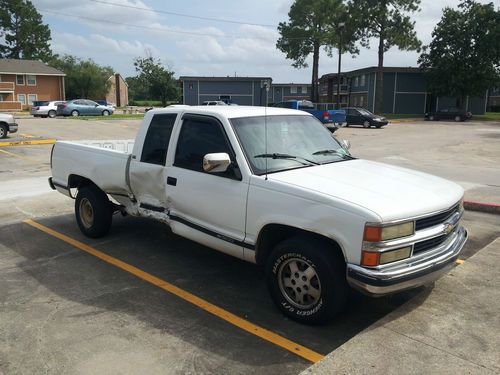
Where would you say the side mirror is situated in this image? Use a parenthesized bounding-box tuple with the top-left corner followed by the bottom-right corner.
(203, 153, 231, 173)
(341, 139, 351, 150)
(95, 104, 99, 107)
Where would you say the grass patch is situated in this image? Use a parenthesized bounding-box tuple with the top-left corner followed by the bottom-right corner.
(473, 112, 500, 121)
(67, 114, 145, 120)
(383, 113, 422, 119)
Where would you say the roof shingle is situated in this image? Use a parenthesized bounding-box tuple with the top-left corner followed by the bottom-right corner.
(0, 59, 65, 75)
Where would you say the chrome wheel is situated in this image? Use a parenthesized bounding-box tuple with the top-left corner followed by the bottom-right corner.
(278, 257, 321, 309)
(79, 198, 94, 229)
(454, 115, 461, 122)
(71, 110, 79, 117)
(0, 126, 6, 138)
(363, 120, 370, 128)
(102, 110, 109, 116)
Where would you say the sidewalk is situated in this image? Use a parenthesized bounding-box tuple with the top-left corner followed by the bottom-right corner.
(302, 238, 500, 375)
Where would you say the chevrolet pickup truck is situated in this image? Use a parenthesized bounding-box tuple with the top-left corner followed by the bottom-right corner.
(49, 106, 467, 324)
(272, 100, 346, 132)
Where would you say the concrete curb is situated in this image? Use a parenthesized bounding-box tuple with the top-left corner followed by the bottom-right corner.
(464, 200, 500, 215)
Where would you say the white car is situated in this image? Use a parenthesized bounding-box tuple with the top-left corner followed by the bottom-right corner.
(31, 100, 66, 118)
(49, 106, 467, 324)
(201, 100, 227, 106)
(0, 113, 18, 138)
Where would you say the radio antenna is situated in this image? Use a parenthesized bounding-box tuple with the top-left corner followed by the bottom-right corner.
(263, 80, 270, 180)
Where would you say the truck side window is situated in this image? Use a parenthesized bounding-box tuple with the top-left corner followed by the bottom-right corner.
(141, 114, 177, 165)
(174, 118, 232, 173)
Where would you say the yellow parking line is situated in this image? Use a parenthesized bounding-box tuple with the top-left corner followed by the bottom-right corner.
(23, 219, 325, 364)
(19, 133, 36, 138)
(0, 139, 56, 147)
(0, 148, 39, 162)
(456, 259, 465, 265)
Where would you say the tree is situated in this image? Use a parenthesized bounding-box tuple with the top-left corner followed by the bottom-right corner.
(277, 0, 358, 103)
(125, 76, 151, 101)
(133, 56, 179, 106)
(419, 0, 500, 109)
(50, 55, 114, 99)
(0, 0, 53, 61)
(349, 0, 421, 113)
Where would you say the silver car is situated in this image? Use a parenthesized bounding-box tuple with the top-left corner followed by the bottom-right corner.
(31, 101, 66, 118)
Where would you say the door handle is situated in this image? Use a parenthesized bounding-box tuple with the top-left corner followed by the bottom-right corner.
(167, 177, 177, 186)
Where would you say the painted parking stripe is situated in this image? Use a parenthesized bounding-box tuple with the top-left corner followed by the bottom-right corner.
(456, 259, 465, 265)
(0, 139, 56, 147)
(0, 148, 40, 162)
(23, 219, 325, 364)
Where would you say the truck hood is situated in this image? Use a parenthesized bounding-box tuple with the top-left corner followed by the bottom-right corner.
(269, 159, 463, 221)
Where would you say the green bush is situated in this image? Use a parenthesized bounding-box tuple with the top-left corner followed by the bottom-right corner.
(129, 100, 163, 106)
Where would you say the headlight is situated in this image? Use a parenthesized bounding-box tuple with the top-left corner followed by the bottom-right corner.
(364, 221, 415, 242)
(373, 117, 381, 121)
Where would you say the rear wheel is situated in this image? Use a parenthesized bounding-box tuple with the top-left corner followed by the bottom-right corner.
(0, 124, 7, 139)
(454, 115, 462, 122)
(102, 110, 110, 116)
(429, 115, 435, 121)
(266, 236, 347, 324)
(363, 120, 371, 128)
(75, 185, 113, 238)
(71, 110, 79, 117)
(48, 110, 56, 118)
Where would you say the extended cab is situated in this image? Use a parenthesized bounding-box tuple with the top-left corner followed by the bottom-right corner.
(49, 106, 467, 324)
(272, 100, 346, 132)
(0, 113, 18, 138)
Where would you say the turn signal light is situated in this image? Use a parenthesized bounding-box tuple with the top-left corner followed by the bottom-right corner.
(361, 251, 380, 266)
(363, 225, 382, 242)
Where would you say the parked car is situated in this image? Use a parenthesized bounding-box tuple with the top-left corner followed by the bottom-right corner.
(57, 99, 115, 117)
(201, 101, 227, 106)
(31, 100, 66, 118)
(49, 106, 467, 324)
(272, 100, 346, 133)
(345, 107, 389, 128)
(95, 99, 116, 110)
(425, 107, 472, 122)
(0, 113, 18, 138)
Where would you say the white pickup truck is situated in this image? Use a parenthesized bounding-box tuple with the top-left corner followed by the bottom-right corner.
(49, 106, 467, 324)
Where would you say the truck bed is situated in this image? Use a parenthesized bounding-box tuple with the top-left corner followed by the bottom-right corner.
(51, 139, 135, 196)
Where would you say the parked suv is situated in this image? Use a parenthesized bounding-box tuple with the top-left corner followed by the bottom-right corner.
(0, 113, 18, 138)
(31, 100, 66, 118)
(345, 107, 389, 128)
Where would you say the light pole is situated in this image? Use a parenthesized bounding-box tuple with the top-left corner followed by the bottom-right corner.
(336, 22, 345, 110)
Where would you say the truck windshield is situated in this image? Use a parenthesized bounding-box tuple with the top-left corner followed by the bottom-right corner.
(231, 115, 352, 175)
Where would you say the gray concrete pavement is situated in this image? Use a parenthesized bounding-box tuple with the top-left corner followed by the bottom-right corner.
(302, 237, 500, 375)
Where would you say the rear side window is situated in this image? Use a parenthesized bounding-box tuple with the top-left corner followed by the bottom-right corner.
(141, 114, 177, 165)
(174, 117, 232, 172)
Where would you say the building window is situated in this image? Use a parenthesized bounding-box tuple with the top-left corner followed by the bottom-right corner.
(0, 94, 4, 102)
(360, 95, 364, 107)
(26, 75, 36, 86)
(302, 86, 308, 94)
(290, 86, 297, 94)
(354, 76, 359, 87)
(360, 75, 365, 86)
(16, 75, 25, 85)
(18, 94, 26, 105)
(28, 94, 37, 105)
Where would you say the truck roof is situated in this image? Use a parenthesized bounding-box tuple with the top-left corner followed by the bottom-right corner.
(148, 105, 313, 119)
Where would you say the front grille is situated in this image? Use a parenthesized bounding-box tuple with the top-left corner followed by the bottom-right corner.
(415, 204, 459, 231)
(413, 234, 449, 255)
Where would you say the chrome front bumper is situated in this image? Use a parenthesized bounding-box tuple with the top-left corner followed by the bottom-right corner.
(9, 123, 18, 133)
(346, 225, 468, 296)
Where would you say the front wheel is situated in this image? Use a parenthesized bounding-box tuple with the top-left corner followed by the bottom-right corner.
(75, 185, 113, 238)
(102, 110, 110, 116)
(0, 124, 7, 139)
(71, 110, 79, 117)
(363, 120, 371, 128)
(266, 236, 347, 324)
(454, 115, 462, 122)
(48, 110, 56, 118)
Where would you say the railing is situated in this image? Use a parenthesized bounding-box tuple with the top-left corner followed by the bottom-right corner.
(0, 101, 22, 110)
(315, 103, 349, 110)
(0, 82, 15, 92)
(332, 84, 349, 93)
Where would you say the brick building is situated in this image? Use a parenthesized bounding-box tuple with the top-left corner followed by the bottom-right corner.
(106, 73, 128, 107)
(0, 59, 65, 111)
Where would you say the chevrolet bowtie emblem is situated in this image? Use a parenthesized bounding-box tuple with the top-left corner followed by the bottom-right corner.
(443, 223, 454, 235)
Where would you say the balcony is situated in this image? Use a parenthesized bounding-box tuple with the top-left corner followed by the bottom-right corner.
(0, 101, 22, 111)
(0, 82, 15, 93)
(332, 84, 349, 93)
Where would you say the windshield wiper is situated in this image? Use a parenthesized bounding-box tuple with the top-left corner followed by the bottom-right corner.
(312, 149, 355, 159)
(254, 153, 319, 165)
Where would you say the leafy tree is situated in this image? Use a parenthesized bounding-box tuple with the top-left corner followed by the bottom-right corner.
(349, 0, 421, 113)
(277, 0, 359, 102)
(419, 0, 500, 108)
(133, 56, 179, 106)
(50, 55, 114, 99)
(125, 76, 152, 101)
(0, 0, 53, 61)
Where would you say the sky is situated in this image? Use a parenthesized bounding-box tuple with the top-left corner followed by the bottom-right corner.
(31, 0, 493, 83)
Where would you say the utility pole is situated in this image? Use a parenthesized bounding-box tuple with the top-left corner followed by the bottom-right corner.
(336, 22, 345, 110)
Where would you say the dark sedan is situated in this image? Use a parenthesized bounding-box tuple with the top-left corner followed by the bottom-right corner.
(425, 107, 472, 122)
(345, 107, 389, 128)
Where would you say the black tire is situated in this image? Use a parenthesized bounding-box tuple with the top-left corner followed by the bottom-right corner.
(71, 110, 79, 117)
(375, 124, 382, 128)
(363, 120, 371, 128)
(454, 115, 462, 122)
(75, 185, 113, 238)
(429, 115, 435, 121)
(48, 110, 56, 118)
(0, 124, 7, 139)
(102, 110, 110, 116)
(266, 236, 347, 324)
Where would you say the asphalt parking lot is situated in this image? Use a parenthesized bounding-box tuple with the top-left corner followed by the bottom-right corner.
(1, 116, 500, 373)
